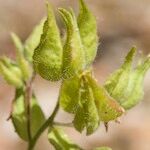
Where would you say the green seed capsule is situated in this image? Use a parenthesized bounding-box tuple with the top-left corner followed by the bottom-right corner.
(59, 8, 85, 79)
(73, 75, 99, 135)
(81, 77, 100, 135)
(86, 74, 124, 122)
(121, 56, 150, 109)
(78, 0, 98, 66)
(59, 75, 80, 113)
(105, 47, 136, 103)
(33, 2, 63, 81)
(105, 47, 150, 110)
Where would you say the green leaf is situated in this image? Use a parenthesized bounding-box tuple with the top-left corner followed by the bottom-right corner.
(87, 74, 124, 122)
(48, 127, 81, 150)
(0, 57, 23, 88)
(24, 18, 45, 62)
(121, 56, 150, 109)
(78, 0, 98, 66)
(73, 75, 99, 135)
(59, 76, 80, 113)
(11, 33, 31, 80)
(11, 32, 24, 53)
(11, 88, 45, 141)
(33, 2, 63, 81)
(105, 47, 136, 104)
(59, 8, 85, 79)
(93, 147, 112, 150)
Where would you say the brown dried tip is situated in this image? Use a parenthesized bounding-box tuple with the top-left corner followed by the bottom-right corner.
(7, 114, 12, 121)
(104, 122, 109, 132)
(115, 118, 121, 124)
(6, 97, 15, 121)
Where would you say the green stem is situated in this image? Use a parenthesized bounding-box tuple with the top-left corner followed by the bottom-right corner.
(28, 100, 59, 150)
(25, 73, 35, 141)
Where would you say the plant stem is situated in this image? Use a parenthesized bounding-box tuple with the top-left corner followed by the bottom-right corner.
(25, 73, 35, 141)
(28, 100, 59, 150)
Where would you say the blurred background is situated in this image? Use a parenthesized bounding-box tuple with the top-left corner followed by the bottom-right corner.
(0, 0, 150, 150)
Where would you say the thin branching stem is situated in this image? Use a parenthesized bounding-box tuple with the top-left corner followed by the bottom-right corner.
(25, 72, 36, 141)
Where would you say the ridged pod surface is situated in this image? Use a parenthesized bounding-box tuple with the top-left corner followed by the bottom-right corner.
(78, 0, 98, 66)
(73, 75, 99, 135)
(105, 47, 150, 110)
(121, 56, 150, 109)
(87, 74, 124, 122)
(33, 3, 63, 81)
(59, 8, 85, 79)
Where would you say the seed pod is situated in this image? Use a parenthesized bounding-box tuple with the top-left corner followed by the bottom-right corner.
(121, 56, 150, 109)
(33, 2, 63, 81)
(73, 75, 99, 135)
(78, 0, 98, 66)
(87, 74, 124, 122)
(59, 75, 80, 113)
(82, 76, 100, 135)
(105, 47, 150, 110)
(105, 47, 136, 103)
(59, 8, 85, 79)
(73, 106, 86, 133)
